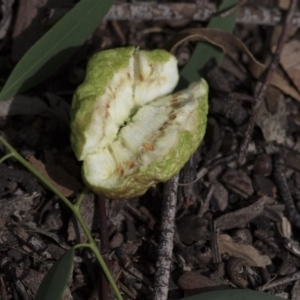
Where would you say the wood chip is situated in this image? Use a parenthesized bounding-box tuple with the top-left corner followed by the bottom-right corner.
(221, 169, 254, 198)
(215, 196, 269, 230)
(177, 271, 216, 291)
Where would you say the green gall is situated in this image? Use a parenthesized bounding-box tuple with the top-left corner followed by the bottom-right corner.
(71, 47, 208, 199)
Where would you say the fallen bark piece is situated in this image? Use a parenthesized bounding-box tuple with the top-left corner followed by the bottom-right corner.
(215, 196, 269, 230)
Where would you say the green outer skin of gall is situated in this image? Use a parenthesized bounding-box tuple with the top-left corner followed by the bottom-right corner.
(82, 81, 208, 199)
(71, 47, 209, 199)
(70, 47, 135, 159)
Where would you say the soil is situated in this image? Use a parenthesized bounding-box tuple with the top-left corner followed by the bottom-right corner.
(1, 1, 300, 300)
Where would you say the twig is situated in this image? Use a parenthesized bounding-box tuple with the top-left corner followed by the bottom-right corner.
(97, 195, 112, 300)
(273, 155, 300, 229)
(178, 167, 207, 186)
(104, 2, 300, 27)
(153, 174, 179, 300)
(258, 270, 300, 291)
(237, 0, 298, 165)
(210, 221, 222, 265)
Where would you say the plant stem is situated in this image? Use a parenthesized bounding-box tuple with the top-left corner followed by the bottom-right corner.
(0, 152, 14, 164)
(0, 135, 75, 212)
(88, 242, 122, 300)
(75, 186, 90, 209)
(0, 135, 123, 300)
(97, 195, 112, 300)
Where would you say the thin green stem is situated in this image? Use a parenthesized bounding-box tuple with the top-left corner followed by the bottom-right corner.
(0, 135, 123, 300)
(87, 243, 123, 300)
(74, 243, 90, 250)
(74, 186, 90, 209)
(0, 135, 75, 212)
(71, 241, 122, 300)
(0, 152, 14, 164)
(69, 209, 122, 299)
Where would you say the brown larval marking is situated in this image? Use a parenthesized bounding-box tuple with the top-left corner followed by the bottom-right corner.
(144, 143, 154, 151)
(171, 97, 178, 103)
(127, 161, 135, 168)
(169, 114, 176, 120)
(159, 121, 168, 131)
(117, 167, 124, 176)
(106, 104, 110, 108)
(139, 74, 144, 81)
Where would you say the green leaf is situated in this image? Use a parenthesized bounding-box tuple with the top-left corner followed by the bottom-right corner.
(0, 0, 115, 101)
(183, 289, 284, 300)
(35, 247, 75, 300)
(179, 0, 238, 84)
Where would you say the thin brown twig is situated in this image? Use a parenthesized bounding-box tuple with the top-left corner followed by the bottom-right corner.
(177, 167, 207, 186)
(104, 2, 300, 27)
(97, 195, 112, 300)
(258, 270, 300, 291)
(210, 221, 221, 265)
(273, 154, 300, 228)
(153, 174, 179, 300)
(237, 0, 298, 165)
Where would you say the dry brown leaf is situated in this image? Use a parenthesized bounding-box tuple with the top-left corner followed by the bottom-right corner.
(256, 90, 287, 144)
(219, 234, 271, 267)
(280, 38, 300, 94)
(167, 28, 300, 101)
(28, 155, 82, 197)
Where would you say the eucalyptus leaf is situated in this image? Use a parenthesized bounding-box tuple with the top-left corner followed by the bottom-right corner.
(35, 247, 75, 300)
(0, 0, 114, 101)
(183, 289, 284, 300)
(179, 0, 238, 85)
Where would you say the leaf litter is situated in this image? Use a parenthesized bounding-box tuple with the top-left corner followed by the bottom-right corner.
(2, 1, 300, 300)
(219, 234, 272, 268)
(167, 28, 300, 101)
